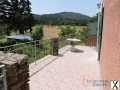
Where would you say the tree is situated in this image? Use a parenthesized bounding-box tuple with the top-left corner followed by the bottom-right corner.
(78, 27, 88, 43)
(59, 26, 77, 39)
(0, 0, 34, 34)
(32, 25, 43, 40)
(89, 14, 98, 22)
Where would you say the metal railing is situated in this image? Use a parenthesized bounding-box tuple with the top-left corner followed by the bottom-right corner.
(0, 40, 52, 64)
(0, 35, 82, 64)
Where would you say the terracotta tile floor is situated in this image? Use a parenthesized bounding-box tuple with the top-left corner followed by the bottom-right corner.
(29, 45, 103, 90)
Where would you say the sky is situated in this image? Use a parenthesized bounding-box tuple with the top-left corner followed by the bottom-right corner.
(30, 0, 98, 16)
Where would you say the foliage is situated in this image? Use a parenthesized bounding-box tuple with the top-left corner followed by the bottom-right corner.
(89, 14, 98, 22)
(33, 12, 90, 26)
(0, 39, 52, 63)
(32, 25, 43, 40)
(59, 26, 77, 39)
(59, 25, 89, 43)
(77, 27, 88, 43)
(0, 0, 34, 34)
(0, 24, 8, 35)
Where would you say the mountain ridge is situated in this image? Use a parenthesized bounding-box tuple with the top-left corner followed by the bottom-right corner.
(33, 12, 90, 25)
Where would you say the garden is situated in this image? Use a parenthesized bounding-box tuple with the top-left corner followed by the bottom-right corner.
(0, 0, 90, 63)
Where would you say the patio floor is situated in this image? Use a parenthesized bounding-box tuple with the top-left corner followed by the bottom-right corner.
(29, 45, 102, 90)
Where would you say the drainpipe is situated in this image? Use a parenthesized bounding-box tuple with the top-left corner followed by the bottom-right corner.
(96, 1, 101, 61)
(97, 0, 104, 61)
(97, 2, 101, 51)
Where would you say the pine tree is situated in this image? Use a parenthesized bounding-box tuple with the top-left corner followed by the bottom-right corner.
(0, 0, 34, 34)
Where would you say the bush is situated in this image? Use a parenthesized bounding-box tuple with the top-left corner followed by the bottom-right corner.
(0, 40, 14, 47)
(59, 26, 89, 44)
(32, 25, 43, 40)
(77, 27, 88, 43)
(59, 26, 76, 39)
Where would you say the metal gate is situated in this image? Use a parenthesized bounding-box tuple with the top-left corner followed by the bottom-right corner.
(0, 65, 7, 90)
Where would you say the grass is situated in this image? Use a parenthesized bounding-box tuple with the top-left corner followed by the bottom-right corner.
(0, 36, 7, 43)
(43, 25, 60, 39)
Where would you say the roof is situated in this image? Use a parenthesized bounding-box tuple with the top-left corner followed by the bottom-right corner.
(7, 34, 33, 41)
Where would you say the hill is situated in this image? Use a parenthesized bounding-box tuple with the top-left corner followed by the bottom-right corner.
(33, 12, 90, 25)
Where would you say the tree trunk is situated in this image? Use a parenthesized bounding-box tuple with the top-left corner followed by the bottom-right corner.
(29, 27, 32, 32)
(6, 29, 10, 36)
(19, 29, 24, 34)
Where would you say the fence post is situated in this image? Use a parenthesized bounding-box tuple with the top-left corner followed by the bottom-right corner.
(0, 53, 29, 90)
(51, 38, 59, 56)
(0, 65, 7, 90)
(34, 41, 37, 64)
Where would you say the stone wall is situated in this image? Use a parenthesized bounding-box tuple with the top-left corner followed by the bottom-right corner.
(0, 52, 29, 90)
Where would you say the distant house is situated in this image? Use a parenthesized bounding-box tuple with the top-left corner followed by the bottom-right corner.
(7, 34, 33, 43)
(86, 21, 97, 46)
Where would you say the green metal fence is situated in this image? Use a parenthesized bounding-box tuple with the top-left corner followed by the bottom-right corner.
(0, 35, 82, 64)
(0, 40, 52, 63)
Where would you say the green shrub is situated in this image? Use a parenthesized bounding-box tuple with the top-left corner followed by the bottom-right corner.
(77, 27, 88, 43)
(32, 25, 43, 40)
(59, 26, 76, 39)
(59, 26, 89, 44)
